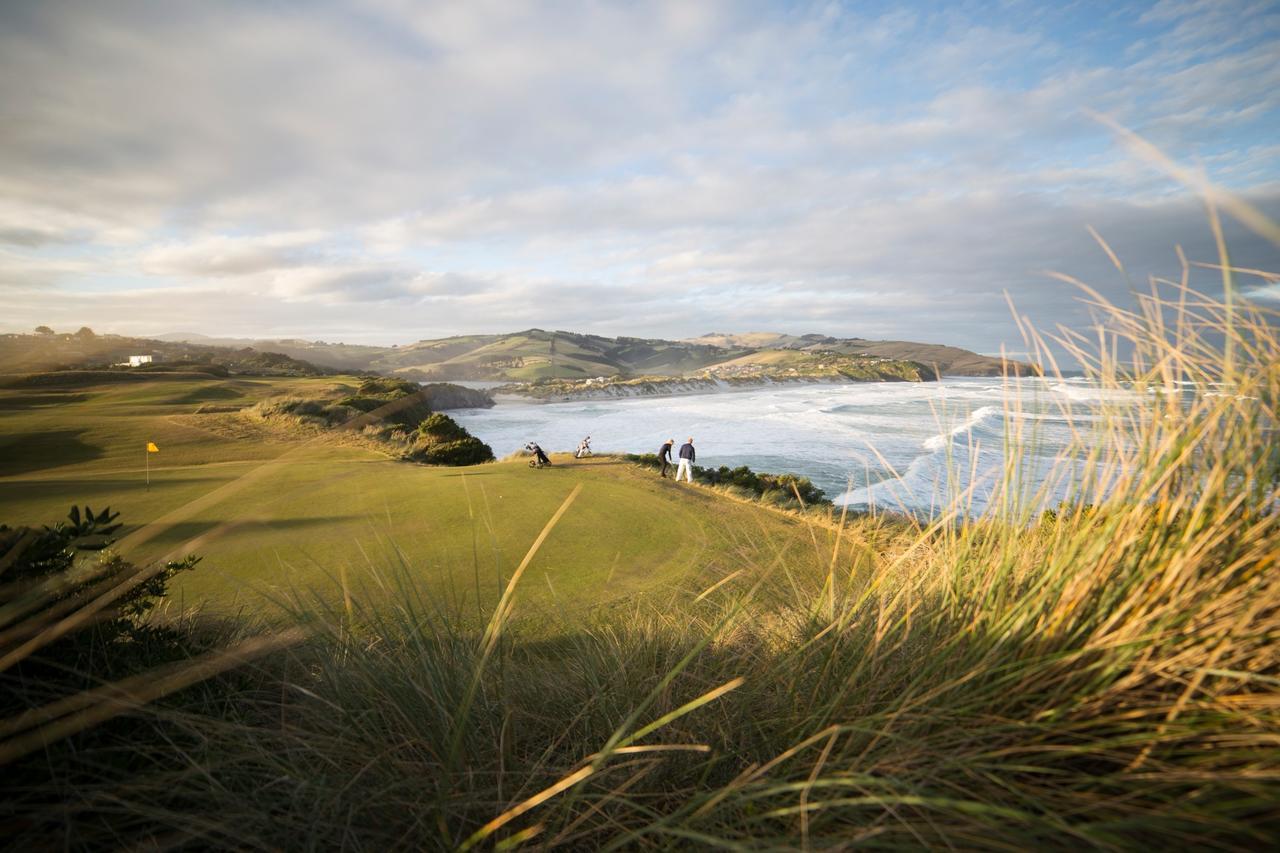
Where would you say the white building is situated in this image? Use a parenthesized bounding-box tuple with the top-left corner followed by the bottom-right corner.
(127, 355, 155, 367)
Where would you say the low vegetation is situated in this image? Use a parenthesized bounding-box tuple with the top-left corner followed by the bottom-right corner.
(701, 349, 936, 382)
(0, 506, 204, 684)
(405, 412, 496, 465)
(249, 377, 495, 466)
(625, 454, 830, 508)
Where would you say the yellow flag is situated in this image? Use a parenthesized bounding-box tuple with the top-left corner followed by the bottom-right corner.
(146, 442, 159, 453)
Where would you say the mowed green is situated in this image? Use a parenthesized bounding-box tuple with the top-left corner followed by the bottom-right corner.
(0, 375, 825, 619)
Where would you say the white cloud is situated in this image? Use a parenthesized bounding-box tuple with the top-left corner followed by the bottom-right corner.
(141, 231, 329, 277)
(0, 0, 1276, 352)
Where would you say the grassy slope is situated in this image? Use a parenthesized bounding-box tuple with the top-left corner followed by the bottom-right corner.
(824, 339, 1010, 375)
(0, 376, 831, 620)
(379, 330, 745, 380)
(709, 349, 814, 368)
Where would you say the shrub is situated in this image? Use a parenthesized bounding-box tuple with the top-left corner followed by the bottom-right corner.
(418, 412, 470, 442)
(418, 382, 494, 410)
(357, 377, 420, 397)
(405, 412, 494, 465)
(254, 397, 358, 425)
(0, 506, 201, 690)
(407, 436, 495, 466)
(623, 455, 829, 506)
(336, 395, 385, 413)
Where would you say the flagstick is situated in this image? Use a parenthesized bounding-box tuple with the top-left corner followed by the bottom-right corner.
(146, 446, 150, 491)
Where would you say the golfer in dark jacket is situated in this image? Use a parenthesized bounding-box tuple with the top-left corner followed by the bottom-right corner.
(658, 439, 675, 478)
(676, 438, 695, 483)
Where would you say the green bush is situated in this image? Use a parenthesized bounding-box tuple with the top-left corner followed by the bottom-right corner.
(403, 412, 494, 465)
(0, 505, 201, 692)
(418, 412, 470, 442)
(357, 377, 420, 397)
(418, 383, 495, 409)
(406, 435, 495, 466)
(336, 395, 385, 413)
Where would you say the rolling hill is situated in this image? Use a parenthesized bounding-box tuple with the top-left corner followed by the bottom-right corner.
(375, 329, 751, 380)
(684, 332, 1023, 376)
(288, 329, 1023, 379)
(0, 331, 334, 377)
(14, 326, 1030, 382)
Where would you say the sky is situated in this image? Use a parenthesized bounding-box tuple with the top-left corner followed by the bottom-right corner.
(1, 0, 1278, 354)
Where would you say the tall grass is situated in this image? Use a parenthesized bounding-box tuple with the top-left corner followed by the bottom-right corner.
(4, 251, 1278, 847)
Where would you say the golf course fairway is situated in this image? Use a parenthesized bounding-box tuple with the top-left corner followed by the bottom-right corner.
(1, 374, 834, 621)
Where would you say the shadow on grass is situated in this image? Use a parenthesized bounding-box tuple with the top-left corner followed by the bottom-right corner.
(164, 385, 246, 405)
(0, 392, 91, 410)
(122, 515, 362, 550)
(8, 595, 1249, 851)
(0, 477, 213, 496)
(0, 429, 104, 476)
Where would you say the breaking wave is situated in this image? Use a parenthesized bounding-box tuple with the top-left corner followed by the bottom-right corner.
(451, 375, 1139, 517)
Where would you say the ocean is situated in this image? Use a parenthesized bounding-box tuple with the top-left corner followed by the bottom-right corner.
(448, 376, 1142, 516)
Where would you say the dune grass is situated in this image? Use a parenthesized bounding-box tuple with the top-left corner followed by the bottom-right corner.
(3, 244, 1279, 847)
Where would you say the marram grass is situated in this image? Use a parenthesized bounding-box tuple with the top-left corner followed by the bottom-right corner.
(3, 260, 1279, 849)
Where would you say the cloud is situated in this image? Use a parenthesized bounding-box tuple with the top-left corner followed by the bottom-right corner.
(141, 231, 328, 277)
(0, 0, 1276, 352)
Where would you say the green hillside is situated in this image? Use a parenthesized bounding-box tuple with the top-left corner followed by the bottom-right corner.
(334, 329, 1027, 379)
(0, 374, 838, 618)
(8, 327, 1028, 382)
(378, 329, 749, 381)
(685, 332, 1025, 376)
(0, 330, 335, 376)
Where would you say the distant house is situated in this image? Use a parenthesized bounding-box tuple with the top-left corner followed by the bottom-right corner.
(126, 354, 157, 367)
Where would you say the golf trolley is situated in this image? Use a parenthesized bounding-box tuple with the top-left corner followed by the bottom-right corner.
(526, 442, 551, 468)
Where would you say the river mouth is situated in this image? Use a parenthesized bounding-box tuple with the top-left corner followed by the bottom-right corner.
(448, 376, 1133, 516)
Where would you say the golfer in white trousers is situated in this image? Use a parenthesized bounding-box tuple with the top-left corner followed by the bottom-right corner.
(676, 437, 696, 483)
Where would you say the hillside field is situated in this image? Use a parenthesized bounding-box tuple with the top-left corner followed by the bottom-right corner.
(0, 374, 837, 620)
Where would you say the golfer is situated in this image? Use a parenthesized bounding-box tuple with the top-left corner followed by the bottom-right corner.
(658, 438, 675, 477)
(676, 437, 696, 483)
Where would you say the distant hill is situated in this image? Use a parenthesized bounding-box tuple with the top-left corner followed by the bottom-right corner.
(155, 333, 389, 372)
(0, 331, 334, 377)
(74, 328, 1033, 380)
(375, 329, 750, 381)
(683, 333, 1027, 377)
(381, 329, 1030, 379)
